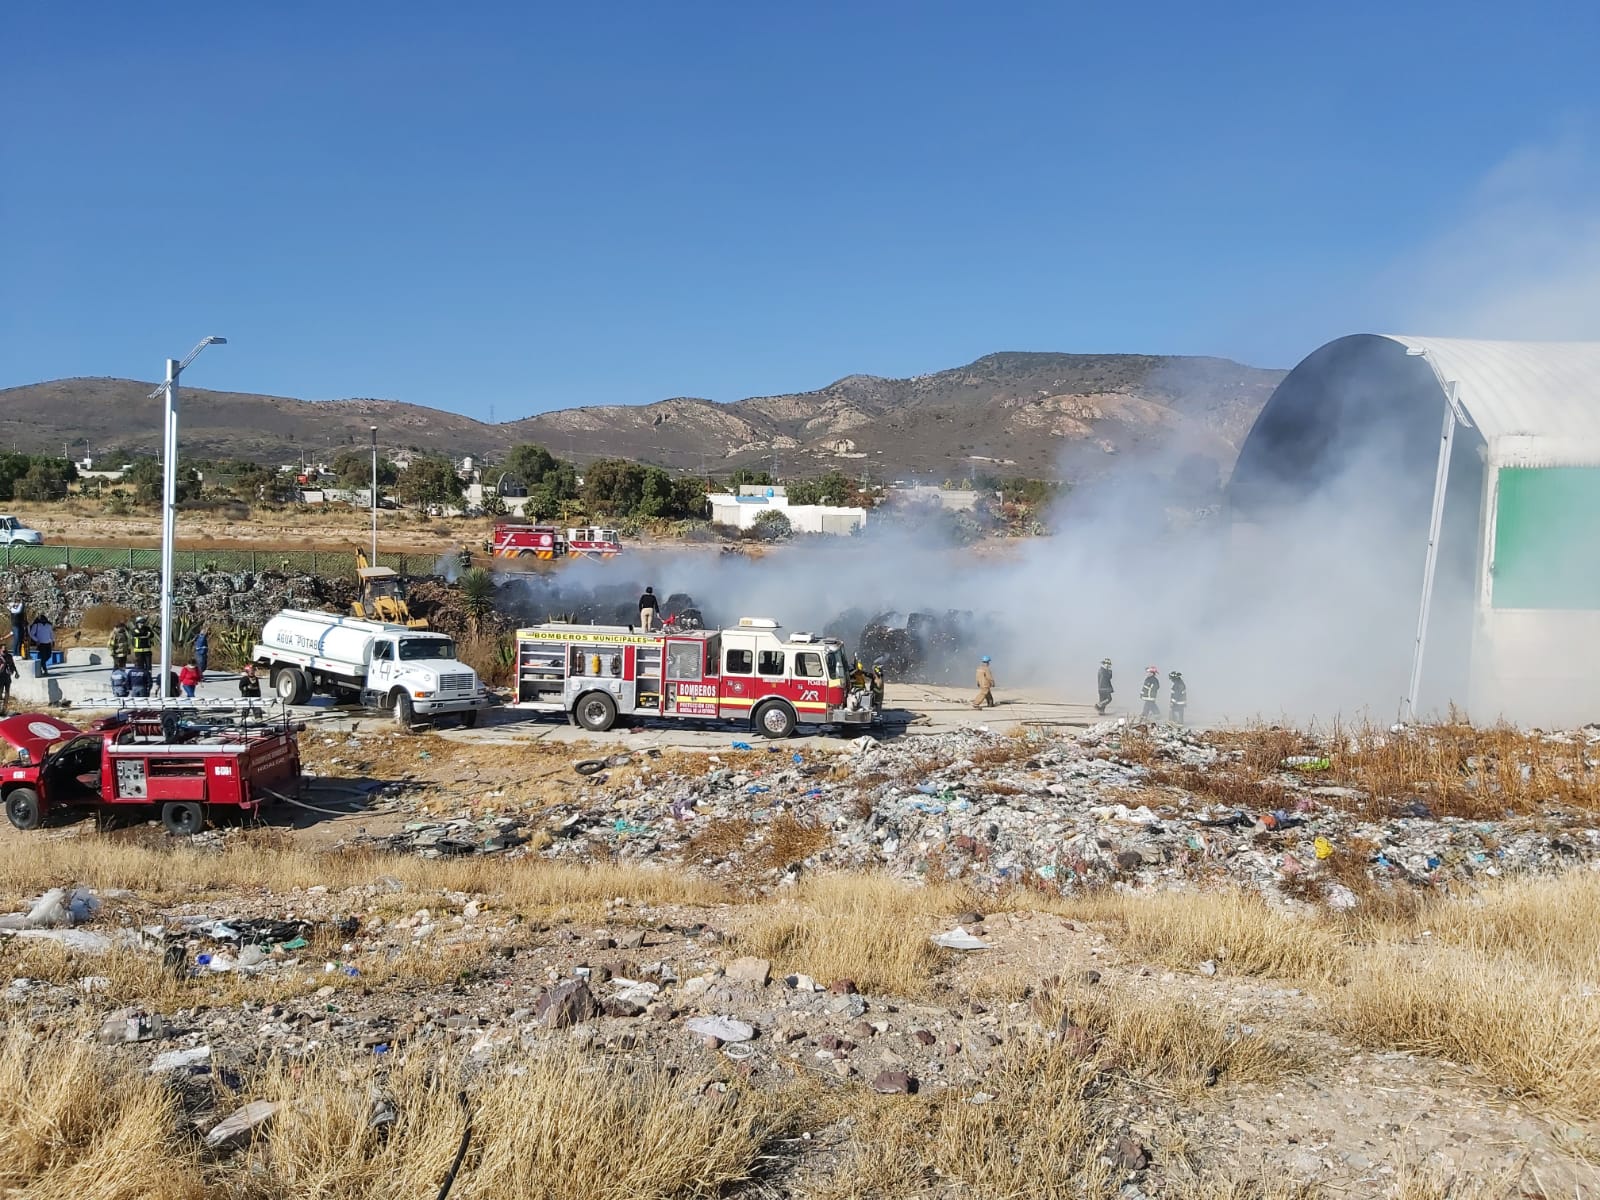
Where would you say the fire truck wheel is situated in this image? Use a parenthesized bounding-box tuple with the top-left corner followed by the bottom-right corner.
(274, 667, 310, 705)
(459, 709, 479, 729)
(161, 801, 205, 837)
(755, 701, 797, 739)
(5, 787, 43, 831)
(575, 692, 618, 733)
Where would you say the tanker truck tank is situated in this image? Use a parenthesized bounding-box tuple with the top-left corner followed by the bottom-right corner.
(253, 609, 487, 729)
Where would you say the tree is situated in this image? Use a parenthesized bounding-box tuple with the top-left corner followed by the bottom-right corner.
(637, 467, 676, 518)
(670, 477, 708, 519)
(395, 456, 463, 509)
(331, 450, 397, 490)
(751, 509, 793, 541)
(783, 471, 857, 508)
(124, 458, 198, 506)
(501, 443, 579, 517)
(582, 458, 646, 517)
(15, 462, 72, 501)
(728, 468, 773, 487)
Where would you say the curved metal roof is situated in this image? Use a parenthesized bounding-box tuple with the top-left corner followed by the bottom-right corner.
(1379, 335, 1600, 443)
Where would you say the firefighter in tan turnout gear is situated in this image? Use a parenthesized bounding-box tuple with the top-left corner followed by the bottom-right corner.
(972, 656, 996, 709)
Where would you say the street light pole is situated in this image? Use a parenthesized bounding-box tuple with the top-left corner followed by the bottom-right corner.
(370, 426, 378, 564)
(151, 336, 227, 697)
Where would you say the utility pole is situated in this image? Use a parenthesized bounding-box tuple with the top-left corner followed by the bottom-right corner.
(370, 426, 379, 563)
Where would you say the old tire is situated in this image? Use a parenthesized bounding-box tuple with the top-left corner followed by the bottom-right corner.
(755, 701, 797, 740)
(5, 787, 43, 832)
(459, 709, 479, 729)
(394, 692, 416, 729)
(275, 667, 310, 705)
(575, 692, 618, 733)
(161, 801, 205, 837)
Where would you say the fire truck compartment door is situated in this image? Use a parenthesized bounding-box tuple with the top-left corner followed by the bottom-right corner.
(115, 756, 149, 799)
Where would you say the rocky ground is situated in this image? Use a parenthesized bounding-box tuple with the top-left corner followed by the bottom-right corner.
(4, 719, 1600, 1197)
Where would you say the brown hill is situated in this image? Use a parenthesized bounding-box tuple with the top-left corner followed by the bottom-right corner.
(1, 352, 1284, 481)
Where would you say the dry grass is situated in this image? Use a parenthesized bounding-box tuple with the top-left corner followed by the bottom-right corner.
(739, 874, 976, 995)
(1061, 889, 1351, 983)
(1335, 945, 1600, 1116)
(810, 1036, 1114, 1200)
(1046, 984, 1303, 1096)
(0, 1026, 204, 1199)
(227, 1048, 792, 1200)
(0, 836, 727, 922)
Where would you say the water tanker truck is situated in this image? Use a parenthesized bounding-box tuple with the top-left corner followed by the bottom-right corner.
(253, 609, 488, 728)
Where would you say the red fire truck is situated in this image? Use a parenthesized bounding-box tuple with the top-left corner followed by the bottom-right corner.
(513, 617, 876, 738)
(489, 522, 623, 561)
(0, 703, 303, 836)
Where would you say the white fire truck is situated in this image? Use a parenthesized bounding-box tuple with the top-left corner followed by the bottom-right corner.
(512, 617, 876, 738)
(489, 522, 623, 561)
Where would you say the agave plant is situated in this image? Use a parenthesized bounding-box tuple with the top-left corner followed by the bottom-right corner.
(457, 568, 496, 637)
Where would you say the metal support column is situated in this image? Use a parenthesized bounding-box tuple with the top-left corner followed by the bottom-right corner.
(159, 358, 179, 697)
(1403, 399, 1459, 721)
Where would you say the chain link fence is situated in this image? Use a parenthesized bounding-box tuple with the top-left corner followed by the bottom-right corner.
(0, 544, 422, 575)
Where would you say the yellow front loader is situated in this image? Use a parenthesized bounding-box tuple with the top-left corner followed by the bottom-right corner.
(353, 549, 429, 628)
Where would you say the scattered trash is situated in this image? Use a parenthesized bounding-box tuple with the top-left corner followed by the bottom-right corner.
(931, 929, 990, 951)
(150, 1046, 212, 1073)
(1313, 836, 1335, 860)
(205, 1101, 280, 1149)
(684, 1016, 755, 1043)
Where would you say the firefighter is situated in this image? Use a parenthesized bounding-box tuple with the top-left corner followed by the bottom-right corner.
(1096, 658, 1114, 715)
(0, 645, 16, 714)
(456, 545, 473, 572)
(971, 656, 995, 709)
(130, 616, 154, 672)
(1168, 670, 1187, 724)
(870, 658, 886, 711)
(238, 662, 262, 699)
(848, 658, 870, 711)
(638, 586, 657, 631)
(1139, 666, 1161, 720)
(109, 621, 131, 671)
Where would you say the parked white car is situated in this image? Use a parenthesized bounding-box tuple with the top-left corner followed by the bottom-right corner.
(0, 516, 43, 546)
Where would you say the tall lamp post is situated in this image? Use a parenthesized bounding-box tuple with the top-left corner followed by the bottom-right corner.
(148, 336, 227, 697)
(370, 426, 379, 564)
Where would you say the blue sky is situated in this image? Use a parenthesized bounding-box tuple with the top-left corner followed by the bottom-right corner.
(3, 0, 1596, 420)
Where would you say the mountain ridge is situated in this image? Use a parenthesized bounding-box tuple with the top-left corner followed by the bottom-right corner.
(0, 352, 1286, 481)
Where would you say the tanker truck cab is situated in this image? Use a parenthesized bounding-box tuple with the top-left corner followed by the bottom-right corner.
(253, 610, 488, 729)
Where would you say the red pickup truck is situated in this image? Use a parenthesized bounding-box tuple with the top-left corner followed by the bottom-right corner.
(0, 708, 302, 836)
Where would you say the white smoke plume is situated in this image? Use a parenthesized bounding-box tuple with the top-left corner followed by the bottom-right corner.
(497, 138, 1600, 726)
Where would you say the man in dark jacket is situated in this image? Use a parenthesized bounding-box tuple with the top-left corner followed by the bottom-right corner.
(0, 646, 16, 713)
(1139, 666, 1161, 720)
(638, 586, 657, 631)
(8, 600, 23, 655)
(1096, 658, 1114, 715)
(1168, 671, 1188, 724)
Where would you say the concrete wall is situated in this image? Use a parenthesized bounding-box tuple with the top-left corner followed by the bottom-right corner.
(885, 486, 979, 511)
(708, 494, 866, 535)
